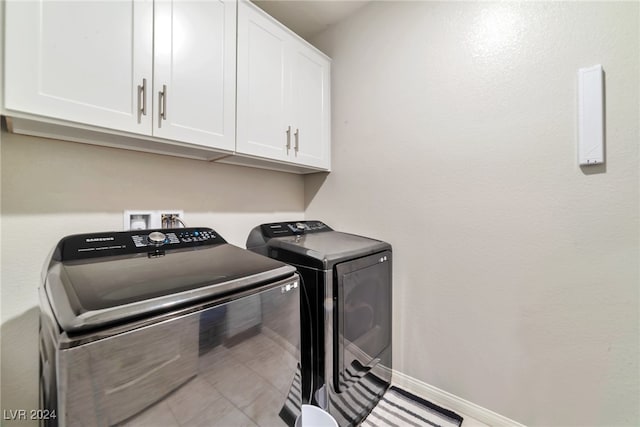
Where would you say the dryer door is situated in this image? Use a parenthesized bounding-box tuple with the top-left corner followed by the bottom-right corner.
(333, 251, 392, 393)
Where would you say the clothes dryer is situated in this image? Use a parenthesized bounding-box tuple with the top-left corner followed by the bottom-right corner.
(247, 221, 392, 426)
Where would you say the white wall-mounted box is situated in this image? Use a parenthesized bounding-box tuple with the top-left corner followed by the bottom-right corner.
(578, 64, 604, 166)
(123, 210, 185, 230)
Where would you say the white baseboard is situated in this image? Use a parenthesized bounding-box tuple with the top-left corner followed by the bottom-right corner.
(392, 370, 526, 427)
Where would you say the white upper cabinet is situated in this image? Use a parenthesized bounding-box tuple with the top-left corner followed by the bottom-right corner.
(236, 1, 331, 171)
(4, 0, 154, 135)
(4, 0, 236, 151)
(4, 0, 329, 172)
(290, 40, 331, 169)
(236, 2, 290, 162)
(153, 0, 236, 150)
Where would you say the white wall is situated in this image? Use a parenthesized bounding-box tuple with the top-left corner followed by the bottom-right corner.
(0, 130, 304, 424)
(307, 2, 639, 425)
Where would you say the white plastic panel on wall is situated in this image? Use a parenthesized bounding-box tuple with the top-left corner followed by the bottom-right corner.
(577, 64, 604, 166)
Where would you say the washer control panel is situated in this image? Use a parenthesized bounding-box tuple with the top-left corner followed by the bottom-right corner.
(131, 229, 219, 248)
(176, 229, 217, 243)
(260, 221, 332, 238)
(57, 227, 226, 261)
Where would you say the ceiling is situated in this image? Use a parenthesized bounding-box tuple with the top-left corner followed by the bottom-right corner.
(253, 1, 370, 41)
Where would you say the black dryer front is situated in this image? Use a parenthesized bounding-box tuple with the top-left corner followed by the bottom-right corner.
(247, 221, 392, 427)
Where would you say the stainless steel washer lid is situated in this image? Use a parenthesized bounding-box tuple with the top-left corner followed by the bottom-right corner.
(45, 243, 295, 333)
(268, 231, 391, 269)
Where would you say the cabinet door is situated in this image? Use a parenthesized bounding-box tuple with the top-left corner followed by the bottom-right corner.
(153, 0, 236, 150)
(4, 0, 153, 135)
(236, 1, 290, 161)
(290, 41, 331, 170)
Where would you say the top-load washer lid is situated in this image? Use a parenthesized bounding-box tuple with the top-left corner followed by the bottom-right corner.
(247, 221, 391, 269)
(45, 227, 295, 333)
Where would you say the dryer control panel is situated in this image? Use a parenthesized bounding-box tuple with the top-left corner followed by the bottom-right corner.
(260, 221, 333, 238)
(55, 228, 226, 261)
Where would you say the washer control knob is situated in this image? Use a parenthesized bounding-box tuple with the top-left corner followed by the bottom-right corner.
(148, 231, 166, 245)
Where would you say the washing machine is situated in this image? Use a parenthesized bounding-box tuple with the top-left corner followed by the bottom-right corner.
(40, 227, 302, 427)
(247, 221, 392, 426)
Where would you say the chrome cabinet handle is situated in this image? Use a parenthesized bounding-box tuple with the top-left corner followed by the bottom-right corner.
(137, 78, 147, 123)
(294, 128, 299, 154)
(158, 84, 167, 127)
(286, 126, 291, 152)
